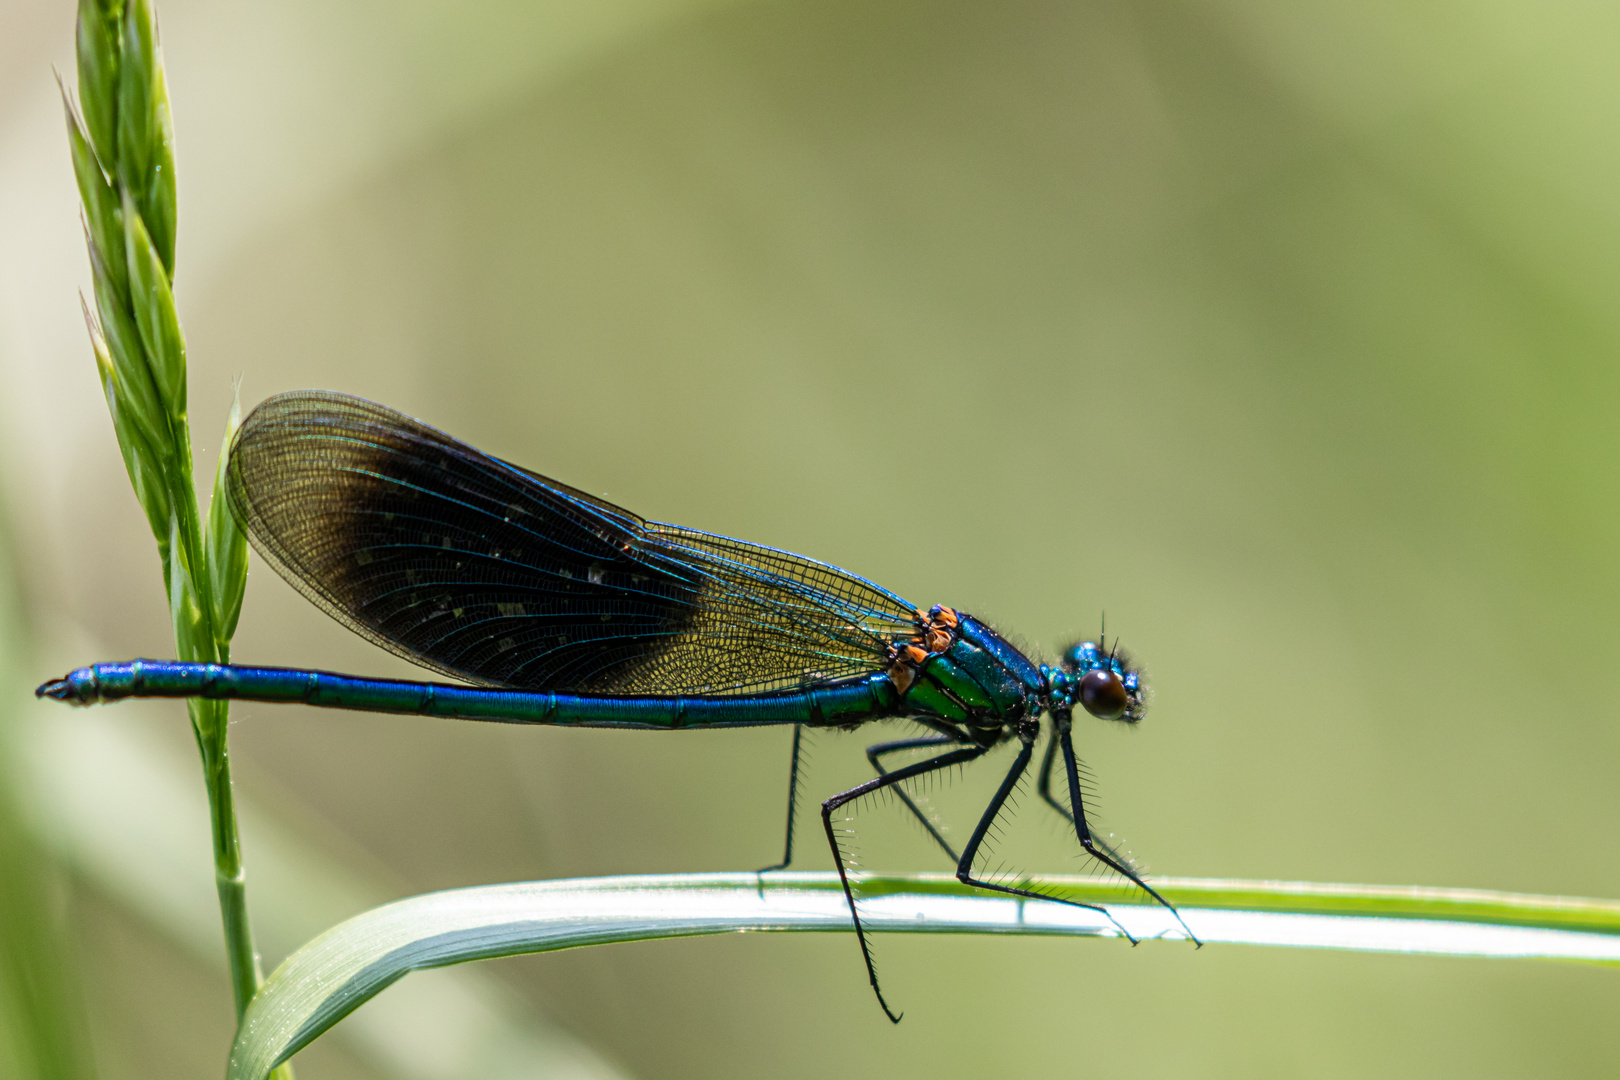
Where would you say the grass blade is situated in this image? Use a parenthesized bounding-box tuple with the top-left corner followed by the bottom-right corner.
(229, 871, 1620, 1080)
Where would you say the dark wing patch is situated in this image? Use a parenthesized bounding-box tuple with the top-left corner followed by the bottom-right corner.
(226, 391, 916, 694)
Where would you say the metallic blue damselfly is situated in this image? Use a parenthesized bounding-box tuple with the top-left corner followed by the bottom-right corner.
(39, 390, 1196, 1019)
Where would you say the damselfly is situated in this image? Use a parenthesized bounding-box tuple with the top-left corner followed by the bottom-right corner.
(39, 390, 1196, 1020)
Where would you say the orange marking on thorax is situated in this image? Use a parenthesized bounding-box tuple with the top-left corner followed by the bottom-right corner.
(884, 605, 961, 694)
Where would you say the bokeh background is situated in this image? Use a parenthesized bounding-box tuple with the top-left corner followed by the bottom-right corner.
(4, 0, 1620, 1076)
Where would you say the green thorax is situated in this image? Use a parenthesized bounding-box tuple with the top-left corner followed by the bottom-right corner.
(895, 610, 1045, 728)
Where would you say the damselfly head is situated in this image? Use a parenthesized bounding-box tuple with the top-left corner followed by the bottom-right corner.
(1055, 640, 1147, 724)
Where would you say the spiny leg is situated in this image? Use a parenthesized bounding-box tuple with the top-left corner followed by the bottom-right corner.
(1035, 726, 1110, 841)
(1053, 710, 1202, 945)
(1039, 713, 1145, 872)
(757, 723, 804, 873)
(822, 743, 988, 1023)
(1036, 730, 1071, 825)
(866, 734, 971, 864)
(954, 723, 1136, 942)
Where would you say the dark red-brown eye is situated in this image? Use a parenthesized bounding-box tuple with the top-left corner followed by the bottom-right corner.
(1079, 669, 1128, 721)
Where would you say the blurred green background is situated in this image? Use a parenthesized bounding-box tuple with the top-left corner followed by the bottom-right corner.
(4, 0, 1620, 1076)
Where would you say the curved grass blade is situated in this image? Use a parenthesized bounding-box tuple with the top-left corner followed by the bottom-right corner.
(231, 871, 1620, 1080)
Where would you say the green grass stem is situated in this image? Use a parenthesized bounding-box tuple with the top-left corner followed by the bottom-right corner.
(63, 0, 266, 1065)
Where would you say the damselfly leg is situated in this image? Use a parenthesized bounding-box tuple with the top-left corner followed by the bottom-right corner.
(865, 734, 968, 863)
(822, 743, 988, 1023)
(953, 722, 1136, 941)
(1050, 710, 1201, 945)
(757, 723, 805, 873)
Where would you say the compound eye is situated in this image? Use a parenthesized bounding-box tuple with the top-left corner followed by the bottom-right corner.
(1078, 668, 1129, 721)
